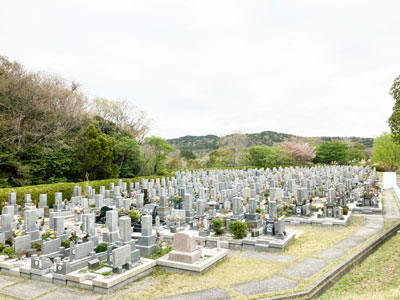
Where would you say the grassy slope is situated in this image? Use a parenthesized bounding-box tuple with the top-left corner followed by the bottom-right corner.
(318, 233, 400, 300)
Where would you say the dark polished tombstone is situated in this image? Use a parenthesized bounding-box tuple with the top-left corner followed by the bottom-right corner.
(95, 206, 113, 224)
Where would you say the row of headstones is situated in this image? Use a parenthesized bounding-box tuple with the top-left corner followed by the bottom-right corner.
(173, 166, 375, 196)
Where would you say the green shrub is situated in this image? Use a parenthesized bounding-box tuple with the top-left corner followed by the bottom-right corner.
(61, 239, 70, 249)
(2, 247, 15, 258)
(5, 237, 12, 246)
(342, 205, 349, 215)
(128, 209, 141, 223)
(0, 175, 175, 207)
(31, 241, 41, 251)
(256, 208, 262, 214)
(95, 243, 108, 253)
(211, 218, 224, 235)
(0, 243, 4, 252)
(229, 221, 247, 239)
(220, 208, 228, 214)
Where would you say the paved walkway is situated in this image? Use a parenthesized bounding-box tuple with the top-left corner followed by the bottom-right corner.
(383, 189, 400, 220)
(0, 187, 398, 300)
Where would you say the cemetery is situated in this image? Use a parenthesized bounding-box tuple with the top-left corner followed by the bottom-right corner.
(0, 165, 387, 298)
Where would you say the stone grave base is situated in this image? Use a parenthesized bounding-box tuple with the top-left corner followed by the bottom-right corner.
(349, 202, 382, 214)
(254, 232, 296, 252)
(0, 254, 156, 293)
(156, 248, 228, 274)
(285, 211, 353, 226)
(74, 259, 156, 293)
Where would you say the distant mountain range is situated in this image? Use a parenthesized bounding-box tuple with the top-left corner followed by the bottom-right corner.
(167, 131, 374, 154)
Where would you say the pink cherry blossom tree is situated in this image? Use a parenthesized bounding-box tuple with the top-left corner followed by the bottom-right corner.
(281, 142, 316, 164)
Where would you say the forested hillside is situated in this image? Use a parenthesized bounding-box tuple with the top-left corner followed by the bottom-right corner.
(0, 56, 170, 187)
(168, 132, 373, 153)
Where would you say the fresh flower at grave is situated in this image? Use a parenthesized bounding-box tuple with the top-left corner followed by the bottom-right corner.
(82, 233, 89, 242)
(96, 210, 100, 215)
(41, 229, 57, 240)
(64, 198, 68, 203)
(69, 231, 78, 242)
(11, 229, 26, 237)
(131, 191, 137, 198)
(121, 192, 125, 197)
(74, 207, 84, 214)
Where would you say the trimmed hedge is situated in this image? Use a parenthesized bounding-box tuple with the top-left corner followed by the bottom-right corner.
(0, 175, 174, 208)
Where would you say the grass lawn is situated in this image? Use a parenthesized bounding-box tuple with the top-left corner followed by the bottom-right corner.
(107, 216, 366, 300)
(318, 233, 400, 300)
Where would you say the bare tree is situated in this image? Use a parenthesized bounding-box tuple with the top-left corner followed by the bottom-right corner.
(218, 133, 249, 167)
(0, 56, 87, 151)
(90, 98, 150, 143)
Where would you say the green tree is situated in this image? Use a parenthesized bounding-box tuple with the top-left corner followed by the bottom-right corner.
(248, 145, 275, 167)
(247, 145, 292, 167)
(75, 125, 118, 181)
(180, 150, 197, 160)
(347, 148, 366, 162)
(143, 137, 175, 174)
(206, 148, 233, 168)
(388, 75, 400, 142)
(187, 159, 203, 169)
(114, 134, 143, 178)
(315, 142, 348, 164)
(372, 133, 400, 171)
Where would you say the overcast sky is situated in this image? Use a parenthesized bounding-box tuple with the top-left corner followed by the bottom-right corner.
(1, 1, 399, 139)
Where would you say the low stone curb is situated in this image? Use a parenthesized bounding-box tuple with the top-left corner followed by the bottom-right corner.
(261, 221, 400, 300)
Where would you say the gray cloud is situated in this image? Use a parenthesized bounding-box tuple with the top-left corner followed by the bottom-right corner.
(1, 0, 399, 139)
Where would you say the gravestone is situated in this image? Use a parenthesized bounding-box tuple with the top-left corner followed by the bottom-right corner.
(24, 210, 37, 232)
(112, 244, 131, 273)
(95, 194, 104, 209)
(136, 194, 144, 209)
(103, 210, 119, 243)
(137, 214, 156, 256)
(231, 197, 244, 220)
(53, 216, 64, 234)
(14, 234, 31, 253)
(82, 214, 96, 236)
(184, 193, 193, 224)
(39, 194, 48, 208)
(123, 199, 131, 211)
(158, 195, 169, 222)
(245, 198, 261, 229)
(168, 231, 202, 264)
(119, 216, 132, 243)
(42, 238, 61, 255)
